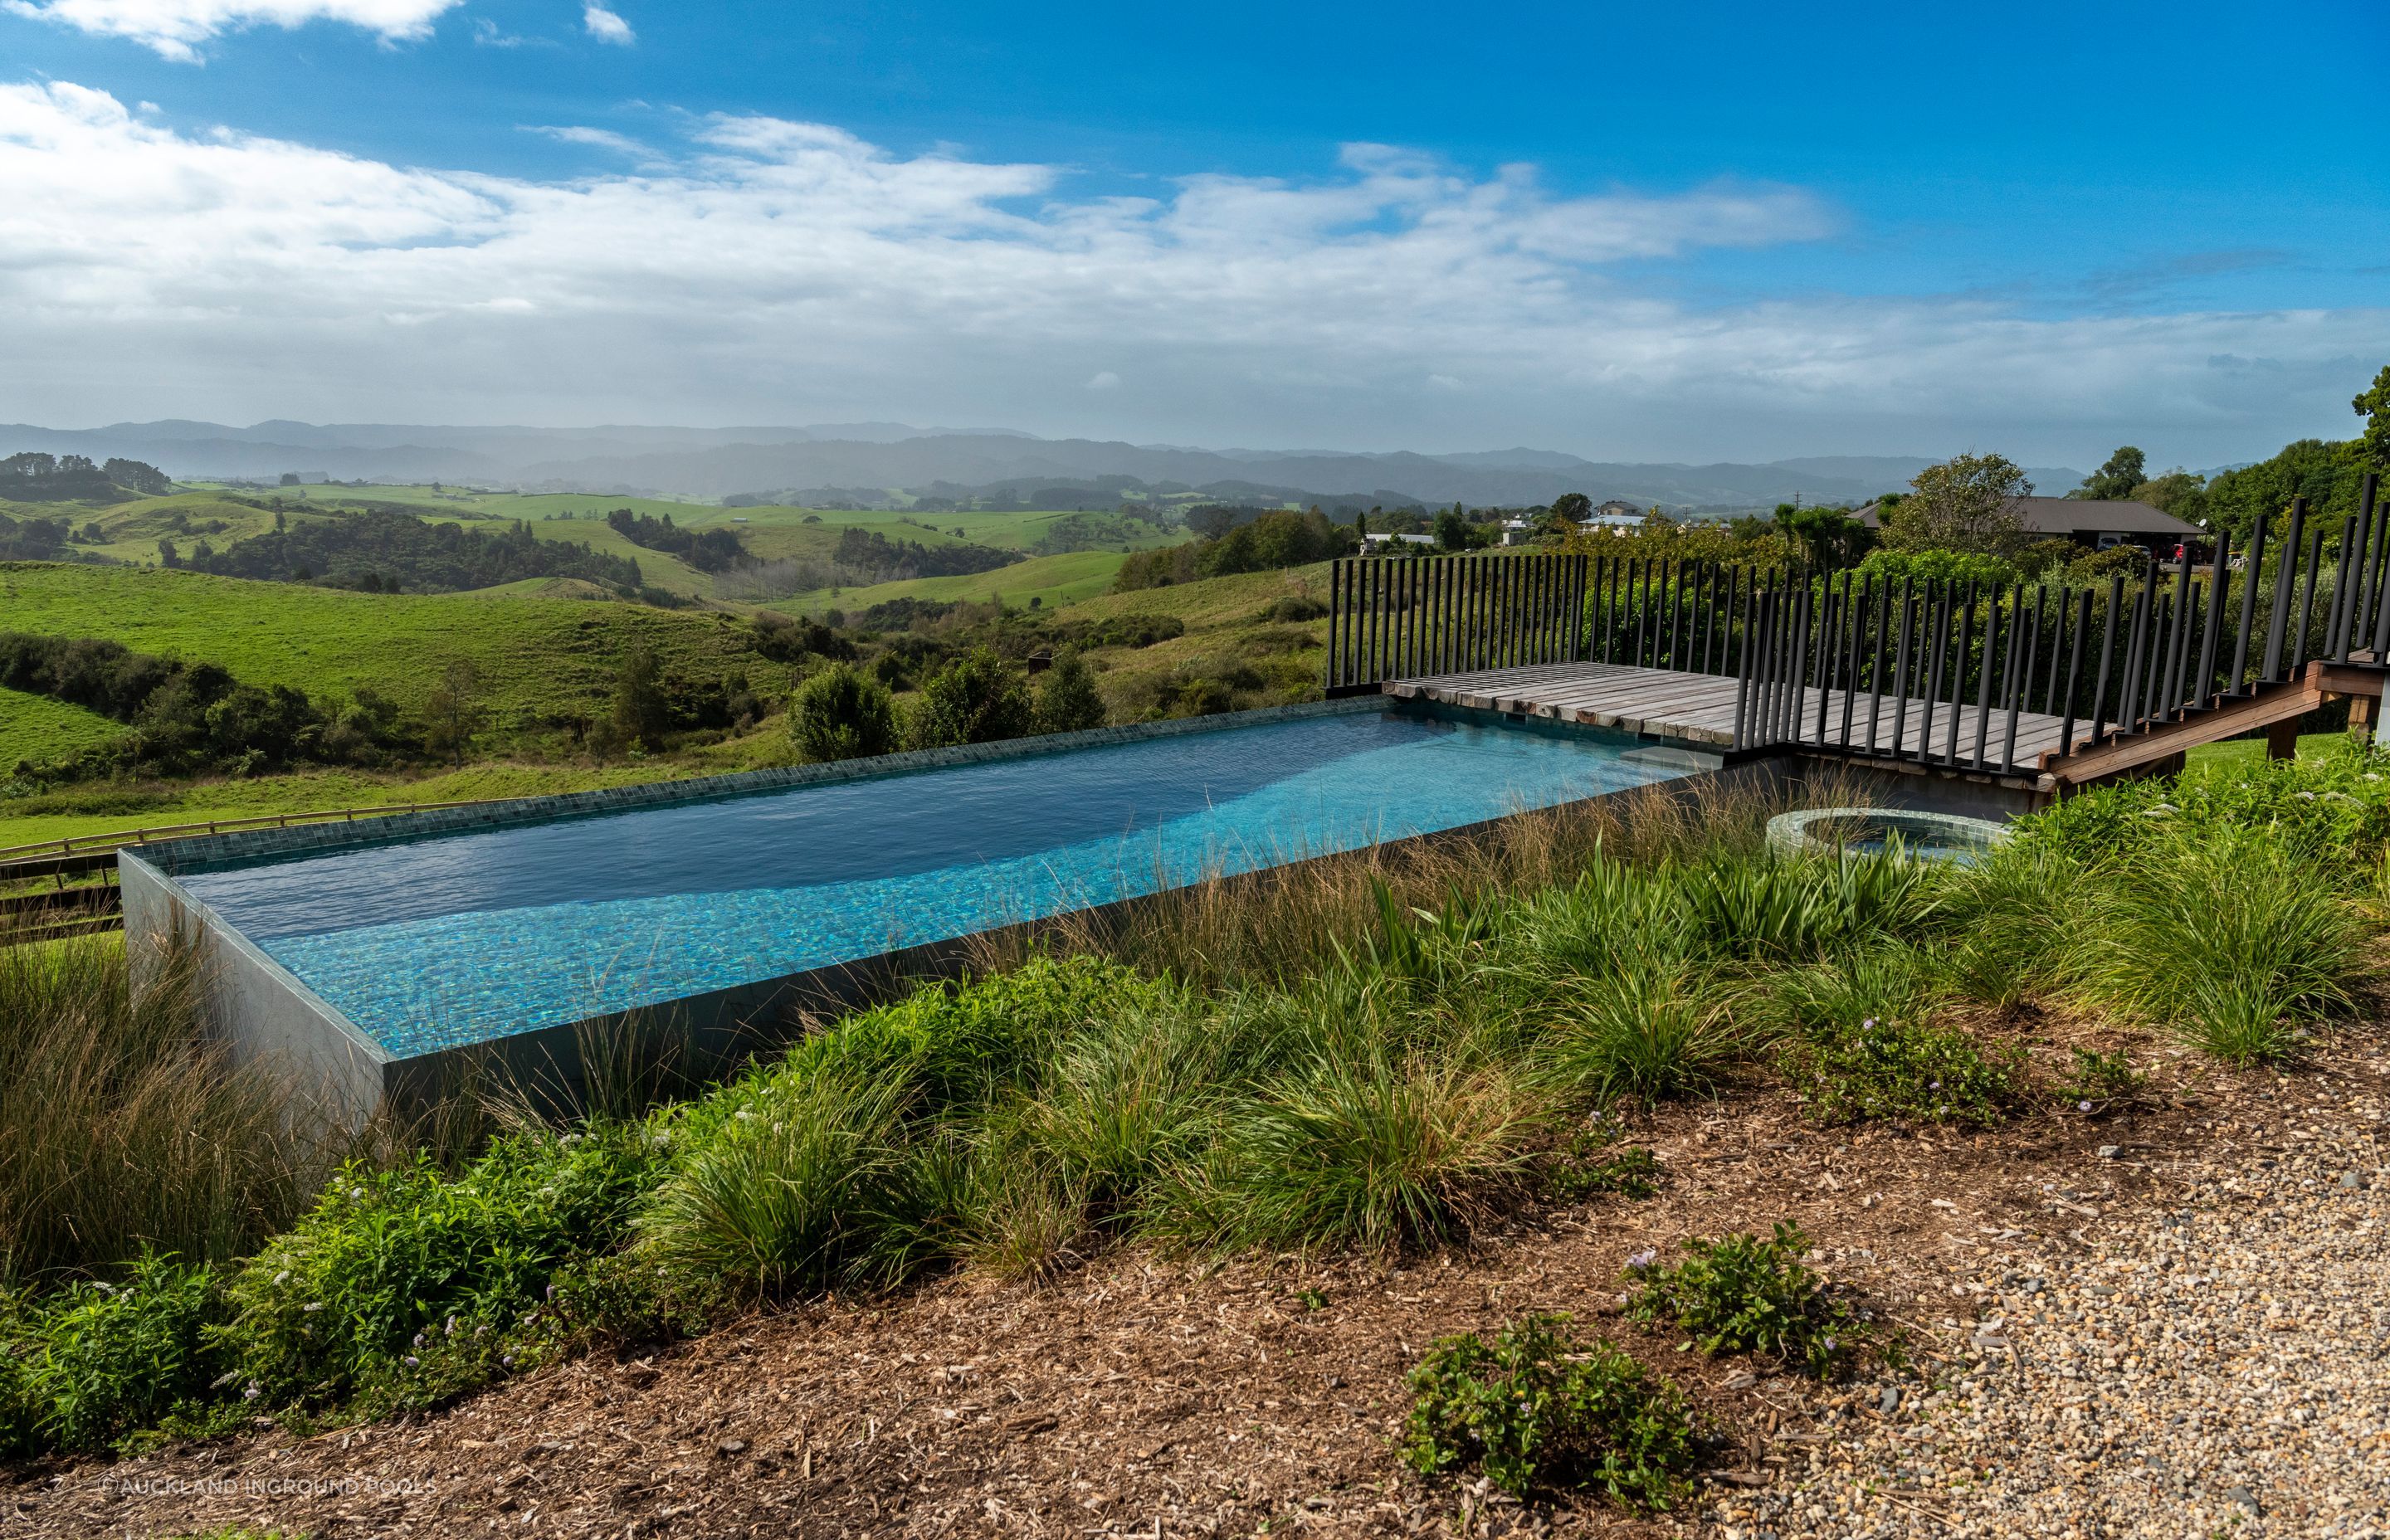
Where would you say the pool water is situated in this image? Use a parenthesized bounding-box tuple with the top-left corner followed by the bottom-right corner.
(178, 709, 1703, 1057)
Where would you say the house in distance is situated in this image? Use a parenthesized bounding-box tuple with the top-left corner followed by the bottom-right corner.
(1855, 495, 2203, 557)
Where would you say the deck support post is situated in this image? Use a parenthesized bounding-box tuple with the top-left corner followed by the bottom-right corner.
(2266, 719, 2300, 760)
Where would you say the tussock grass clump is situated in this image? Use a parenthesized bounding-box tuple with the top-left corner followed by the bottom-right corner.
(1625, 1221, 1851, 1378)
(0, 930, 310, 1285)
(1538, 956, 1739, 1105)
(1401, 1313, 1700, 1507)
(1157, 1055, 1554, 1255)
(2070, 826, 2360, 1064)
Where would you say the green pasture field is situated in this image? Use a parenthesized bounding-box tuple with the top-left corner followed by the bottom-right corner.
(0, 563, 797, 724)
(101, 485, 1183, 602)
(0, 688, 125, 768)
(768, 548, 1132, 616)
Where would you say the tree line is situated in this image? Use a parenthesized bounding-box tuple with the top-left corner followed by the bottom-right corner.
(1115, 507, 1355, 589)
(0, 632, 417, 782)
(604, 509, 752, 573)
(166, 509, 650, 596)
(0, 453, 172, 501)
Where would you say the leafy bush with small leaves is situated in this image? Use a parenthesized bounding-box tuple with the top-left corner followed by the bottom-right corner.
(218, 1125, 662, 1411)
(1626, 1221, 1851, 1378)
(0, 1252, 228, 1455)
(1782, 1013, 2022, 1128)
(1544, 1132, 1662, 1201)
(1400, 1313, 1700, 1506)
(2056, 1047, 2143, 1107)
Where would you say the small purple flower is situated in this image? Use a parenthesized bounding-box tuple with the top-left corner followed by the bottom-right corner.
(403, 1355, 419, 1367)
(412, 1332, 426, 1349)
(243, 1385, 261, 1401)
(1627, 1247, 1658, 1270)
(2078, 1100, 2093, 1113)
(1929, 1080, 1941, 1090)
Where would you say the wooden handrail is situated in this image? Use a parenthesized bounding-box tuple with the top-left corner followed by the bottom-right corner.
(0, 797, 519, 865)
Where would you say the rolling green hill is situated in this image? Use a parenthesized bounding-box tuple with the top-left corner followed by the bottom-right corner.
(0, 563, 797, 724)
(61, 485, 1187, 604)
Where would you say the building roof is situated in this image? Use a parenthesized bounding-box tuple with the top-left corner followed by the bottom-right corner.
(1853, 496, 2199, 538)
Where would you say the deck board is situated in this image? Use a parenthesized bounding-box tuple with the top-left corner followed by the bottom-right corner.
(1390, 660, 2091, 776)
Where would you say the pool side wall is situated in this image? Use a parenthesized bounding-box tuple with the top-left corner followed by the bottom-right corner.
(121, 852, 393, 1129)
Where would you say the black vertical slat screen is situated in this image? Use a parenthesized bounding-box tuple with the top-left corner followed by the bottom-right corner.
(1324, 516, 2389, 772)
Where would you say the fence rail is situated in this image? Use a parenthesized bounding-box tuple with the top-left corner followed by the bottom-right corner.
(1326, 471, 2387, 775)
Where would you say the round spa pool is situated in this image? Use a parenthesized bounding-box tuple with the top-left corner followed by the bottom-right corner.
(1765, 807, 2012, 866)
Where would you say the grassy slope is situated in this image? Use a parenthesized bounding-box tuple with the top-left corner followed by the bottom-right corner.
(769, 549, 1131, 616)
(273, 488, 1178, 598)
(1056, 563, 1334, 715)
(0, 689, 125, 766)
(0, 561, 797, 743)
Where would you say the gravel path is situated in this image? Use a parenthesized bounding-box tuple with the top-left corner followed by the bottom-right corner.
(1709, 1066, 2390, 1539)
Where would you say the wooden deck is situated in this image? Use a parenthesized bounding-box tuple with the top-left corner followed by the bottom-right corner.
(1384, 660, 2083, 771)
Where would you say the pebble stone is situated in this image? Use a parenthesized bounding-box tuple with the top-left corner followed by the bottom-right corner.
(1704, 1077, 2390, 1538)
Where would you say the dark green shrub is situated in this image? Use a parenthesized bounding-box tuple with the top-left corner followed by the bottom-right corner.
(1401, 1313, 1699, 1506)
(1782, 1014, 2022, 1128)
(789, 661, 897, 762)
(908, 645, 1034, 748)
(1626, 1221, 1850, 1377)
(1033, 649, 1106, 734)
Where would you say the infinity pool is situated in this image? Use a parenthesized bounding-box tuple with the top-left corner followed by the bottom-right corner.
(176, 708, 1705, 1057)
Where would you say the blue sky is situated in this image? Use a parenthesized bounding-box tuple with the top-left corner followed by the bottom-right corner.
(3, 0, 2386, 465)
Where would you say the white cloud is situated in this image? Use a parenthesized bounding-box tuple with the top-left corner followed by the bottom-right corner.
(1085, 371, 1120, 390)
(580, 2, 629, 44)
(526, 124, 644, 154)
(5, 0, 461, 60)
(0, 79, 2381, 461)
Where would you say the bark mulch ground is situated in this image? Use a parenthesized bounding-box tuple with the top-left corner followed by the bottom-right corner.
(10, 1031, 2376, 1540)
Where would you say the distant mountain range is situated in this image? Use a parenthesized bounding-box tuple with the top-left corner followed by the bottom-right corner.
(0, 420, 2090, 514)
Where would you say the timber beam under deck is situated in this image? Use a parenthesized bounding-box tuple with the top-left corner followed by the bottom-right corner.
(2037, 660, 2388, 787)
